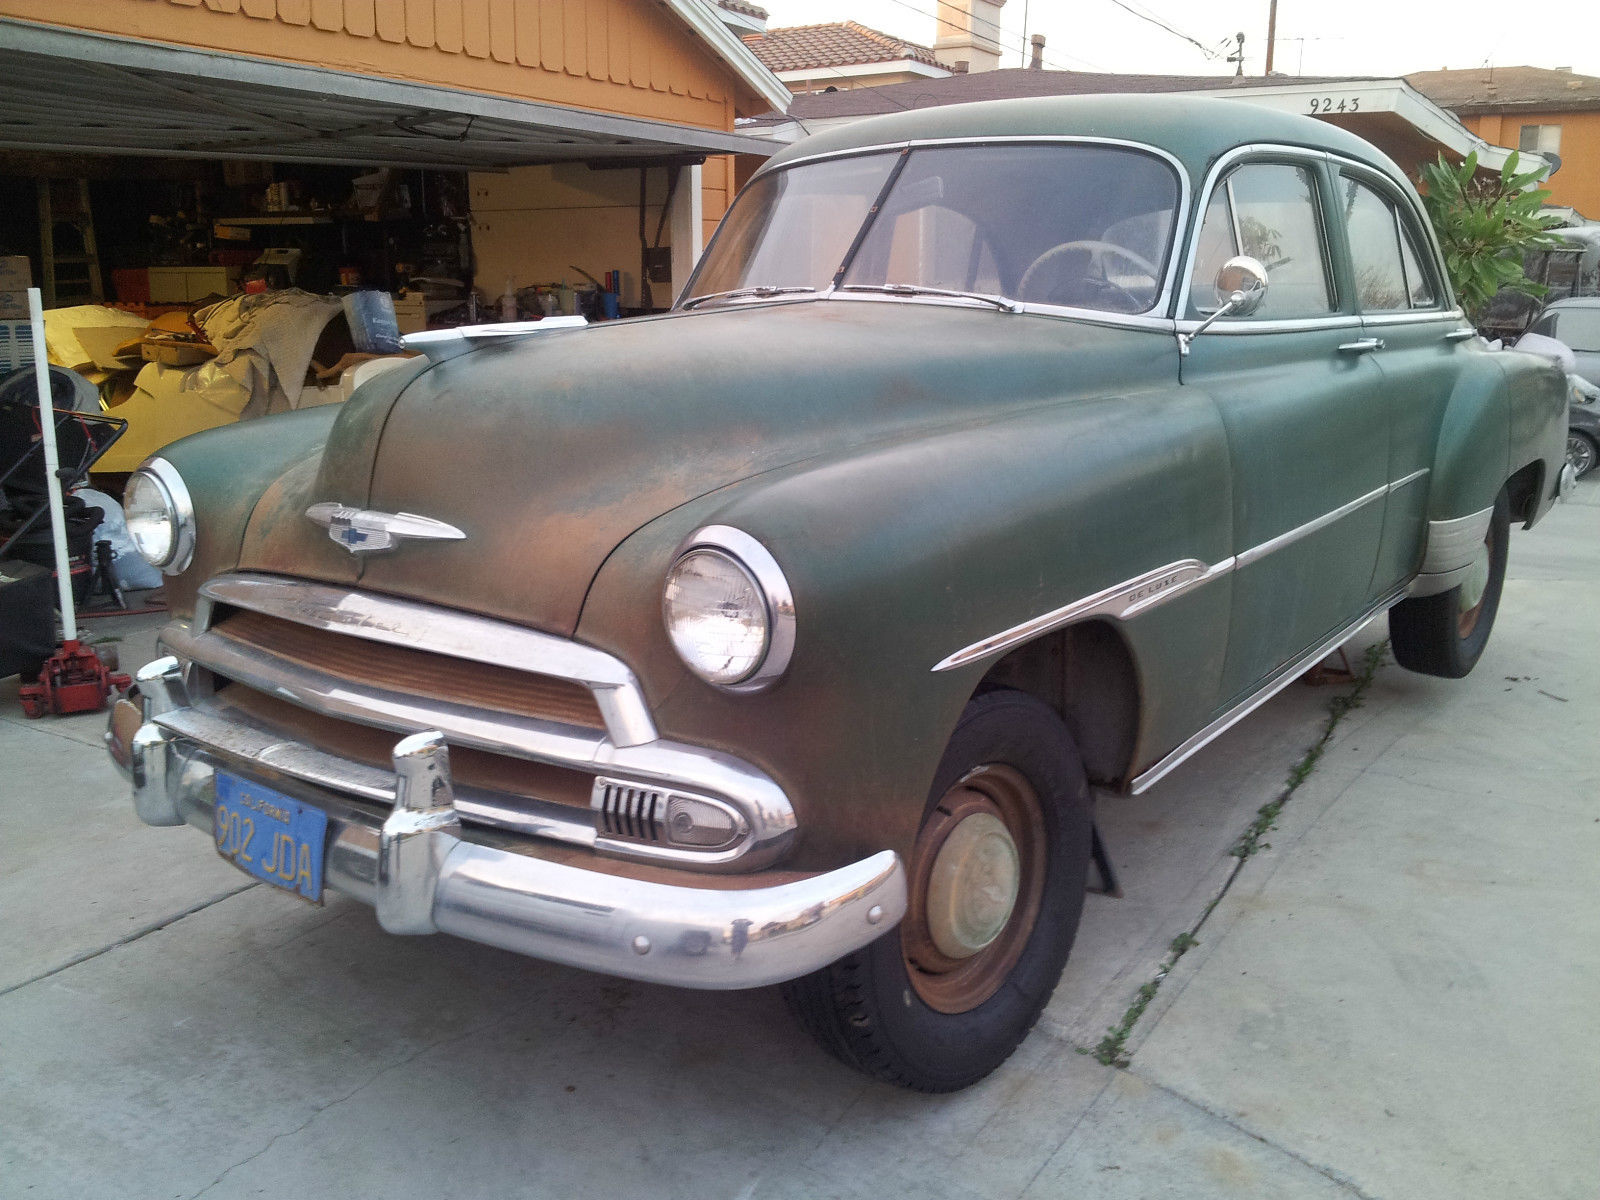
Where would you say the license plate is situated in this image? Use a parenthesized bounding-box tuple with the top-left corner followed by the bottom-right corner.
(213, 771, 328, 902)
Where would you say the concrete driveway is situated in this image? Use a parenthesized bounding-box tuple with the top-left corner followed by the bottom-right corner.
(3, 485, 1595, 1200)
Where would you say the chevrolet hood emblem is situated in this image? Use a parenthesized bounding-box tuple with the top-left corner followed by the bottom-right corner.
(305, 503, 467, 554)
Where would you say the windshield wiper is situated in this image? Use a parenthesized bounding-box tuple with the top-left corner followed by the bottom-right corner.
(839, 283, 1020, 313)
(680, 286, 816, 310)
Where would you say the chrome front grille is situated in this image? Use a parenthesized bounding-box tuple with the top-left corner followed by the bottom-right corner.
(161, 572, 797, 871)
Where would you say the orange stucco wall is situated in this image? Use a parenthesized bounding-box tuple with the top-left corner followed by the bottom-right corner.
(1464, 110, 1600, 218)
(2, 0, 754, 130)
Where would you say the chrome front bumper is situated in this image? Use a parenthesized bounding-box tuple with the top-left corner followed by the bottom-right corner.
(107, 658, 906, 990)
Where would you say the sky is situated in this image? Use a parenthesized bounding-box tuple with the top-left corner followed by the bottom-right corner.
(753, 1, 1600, 81)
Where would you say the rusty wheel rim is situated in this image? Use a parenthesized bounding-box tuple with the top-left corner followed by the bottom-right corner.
(901, 763, 1048, 1014)
(1457, 528, 1493, 638)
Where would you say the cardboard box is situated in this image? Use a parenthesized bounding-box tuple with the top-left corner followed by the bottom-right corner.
(0, 255, 30, 291)
(0, 320, 34, 370)
(140, 338, 215, 367)
(0, 290, 28, 320)
(393, 292, 428, 334)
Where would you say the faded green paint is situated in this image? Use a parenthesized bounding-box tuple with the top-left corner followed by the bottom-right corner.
(148, 95, 1568, 874)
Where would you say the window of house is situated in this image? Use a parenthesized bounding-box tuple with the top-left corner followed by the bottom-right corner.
(1188, 162, 1334, 319)
(1519, 124, 1562, 155)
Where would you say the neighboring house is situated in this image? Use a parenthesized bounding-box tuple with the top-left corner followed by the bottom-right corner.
(743, 68, 1540, 186)
(1407, 67, 1600, 219)
(743, 21, 953, 93)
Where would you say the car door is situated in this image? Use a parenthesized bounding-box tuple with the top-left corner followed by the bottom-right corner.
(1178, 154, 1391, 707)
(1331, 164, 1465, 596)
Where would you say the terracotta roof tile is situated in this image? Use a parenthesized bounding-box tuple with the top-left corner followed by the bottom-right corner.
(1406, 66, 1600, 114)
(743, 21, 944, 74)
(716, 0, 768, 21)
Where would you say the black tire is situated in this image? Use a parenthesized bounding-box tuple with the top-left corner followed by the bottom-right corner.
(1390, 488, 1510, 679)
(781, 689, 1093, 1092)
(1568, 431, 1597, 479)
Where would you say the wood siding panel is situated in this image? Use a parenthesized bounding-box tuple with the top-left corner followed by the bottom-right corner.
(487, 0, 515, 61)
(606, 0, 629, 85)
(240, 0, 276, 17)
(278, 0, 310, 25)
(310, 0, 343, 31)
(203, 0, 238, 12)
(404, 0, 434, 48)
(512, 0, 539, 66)
(461, 0, 490, 58)
(584, 0, 609, 82)
(344, 0, 375, 37)
(538, 0, 562, 72)
(374, 0, 405, 40)
(434, 0, 463, 53)
(561, 0, 585, 79)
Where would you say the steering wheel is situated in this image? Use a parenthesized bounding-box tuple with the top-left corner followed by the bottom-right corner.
(1017, 240, 1160, 309)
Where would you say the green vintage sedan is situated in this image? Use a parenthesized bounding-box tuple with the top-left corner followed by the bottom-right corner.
(107, 95, 1569, 1091)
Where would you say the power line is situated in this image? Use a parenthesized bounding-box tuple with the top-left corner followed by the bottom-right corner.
(1099, 0, 1224, 62)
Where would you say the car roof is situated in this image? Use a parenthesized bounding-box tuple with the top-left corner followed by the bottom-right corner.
(1542, 296, 1600, 311)
(758, 93, 1410, 190)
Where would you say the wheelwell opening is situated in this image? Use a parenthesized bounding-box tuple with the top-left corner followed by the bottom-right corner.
(976, 620, 1140, 787)
(1505, 459, 1544, 527)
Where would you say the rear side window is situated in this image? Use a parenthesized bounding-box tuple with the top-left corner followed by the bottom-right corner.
(1551, 309, 1600, 352)
(1188, 163, 1334, 319)
(1340, 174, 1439, 311)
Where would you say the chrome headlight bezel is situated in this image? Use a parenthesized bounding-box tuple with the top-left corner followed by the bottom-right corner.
(662, 525, 795, 692)
(123, 457, 195, 576)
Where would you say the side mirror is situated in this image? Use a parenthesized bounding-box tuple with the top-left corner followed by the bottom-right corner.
(1214, 255, 1268, 316)
(1178, 255, 1270, 356)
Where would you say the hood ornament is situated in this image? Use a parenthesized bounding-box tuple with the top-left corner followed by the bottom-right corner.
(306, 503, 466, 554)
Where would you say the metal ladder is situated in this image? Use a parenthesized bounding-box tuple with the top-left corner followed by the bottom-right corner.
(37, 179, 103, 307)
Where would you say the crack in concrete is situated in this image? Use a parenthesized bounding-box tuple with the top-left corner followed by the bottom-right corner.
(1128, 1070, 1385, 1200)
(185, 1009, 517, 1199)
(0, 881, 260, 999)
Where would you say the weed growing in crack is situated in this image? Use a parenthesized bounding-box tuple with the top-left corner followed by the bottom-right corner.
(1090, 639, 1389, 1068)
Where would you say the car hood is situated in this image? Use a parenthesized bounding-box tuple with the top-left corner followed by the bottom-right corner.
(238, 300, 1166, 635)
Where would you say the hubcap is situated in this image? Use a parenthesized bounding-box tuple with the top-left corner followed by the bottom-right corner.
(902, 764, 1046, 1014)
(925, 812, 1021, 959)
(1568, 435, 1594, 477)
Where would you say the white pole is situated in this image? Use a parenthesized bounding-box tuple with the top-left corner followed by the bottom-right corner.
(27, 286, 76, 644)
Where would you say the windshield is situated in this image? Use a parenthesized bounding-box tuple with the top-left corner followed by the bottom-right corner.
(683, 143, 1182, 315)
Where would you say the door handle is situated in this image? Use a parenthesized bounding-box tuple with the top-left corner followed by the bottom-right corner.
(1338, 338, 1385, 355)
(1443, 328, 1478, 342)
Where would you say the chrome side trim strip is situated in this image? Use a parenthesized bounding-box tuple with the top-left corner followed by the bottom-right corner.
(200, 574, 658, 748)
(1235, 483, 1388, 569)
(1418, 506, 1493, 575)
(933, 557, 1234, 672)
(1129, 585, 1406, 795)
(933, 469, 1429, 672)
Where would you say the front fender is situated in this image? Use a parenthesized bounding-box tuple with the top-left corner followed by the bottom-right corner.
(576, 385, 1233, 871)
(154, 406, 343, 618)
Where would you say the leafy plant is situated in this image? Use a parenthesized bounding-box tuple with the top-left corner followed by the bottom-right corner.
(1419, 150, 1564, 323)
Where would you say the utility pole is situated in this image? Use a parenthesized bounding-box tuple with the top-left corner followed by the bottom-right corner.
(1264, 0, 1278, 74)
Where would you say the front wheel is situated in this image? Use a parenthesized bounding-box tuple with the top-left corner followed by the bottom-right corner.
(1390, 488, 1510, 678)
(781, 689, 1092, 1091)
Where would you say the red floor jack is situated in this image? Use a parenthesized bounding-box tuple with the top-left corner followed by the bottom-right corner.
(15, 286, 131, 717)
(19, 639, 130, 718)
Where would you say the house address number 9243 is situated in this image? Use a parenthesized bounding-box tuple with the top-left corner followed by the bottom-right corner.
(1308, 96, 1361, 113)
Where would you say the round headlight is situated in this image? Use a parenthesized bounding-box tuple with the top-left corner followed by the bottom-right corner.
(123, 459, 194, 575)
(663, 528, 794, 690)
